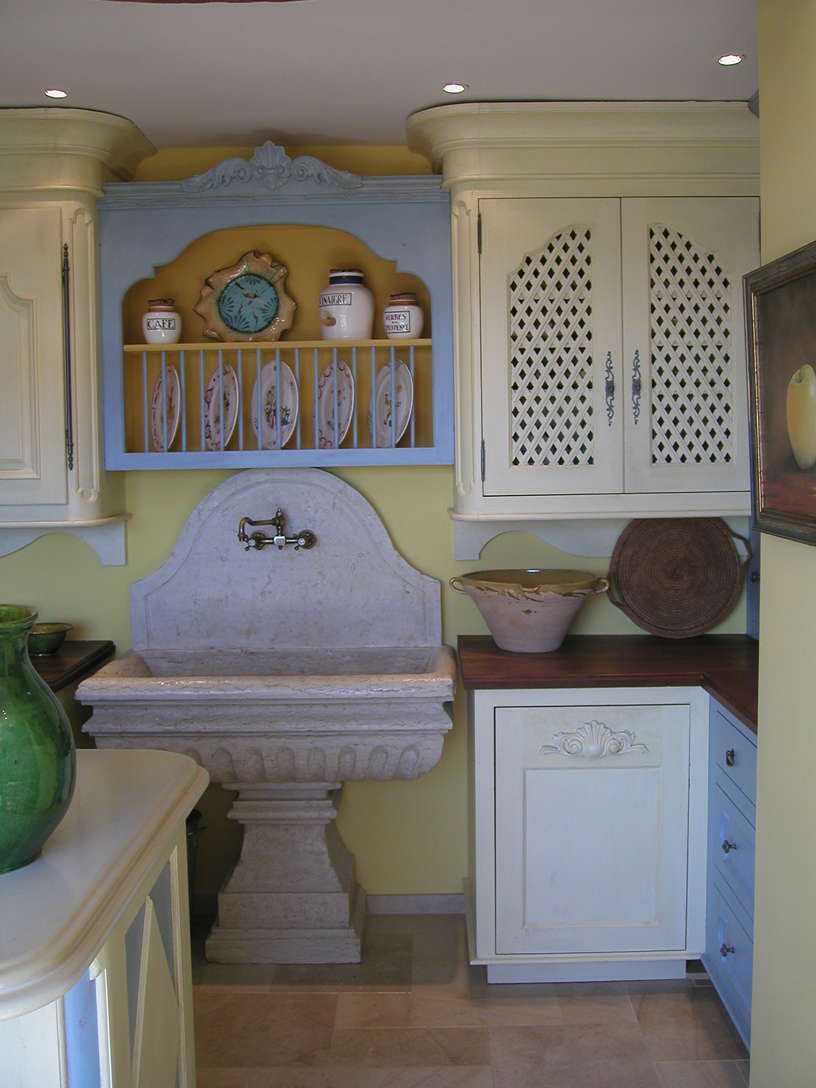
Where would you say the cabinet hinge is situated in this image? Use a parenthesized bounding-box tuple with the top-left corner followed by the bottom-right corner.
(477, 212, 482, 256)
(61, 244, 74, 472)
(480, 439, 486, 482)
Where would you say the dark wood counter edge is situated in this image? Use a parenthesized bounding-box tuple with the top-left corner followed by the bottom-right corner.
(31, 640, 115, 693)
(457, 634, 758, 735)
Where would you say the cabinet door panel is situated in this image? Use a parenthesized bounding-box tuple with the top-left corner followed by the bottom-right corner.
(0, 206, 67, 505)
(479, 198, 623, 497)
(495, 702, 690, 955)
(621, 197, 759, 495)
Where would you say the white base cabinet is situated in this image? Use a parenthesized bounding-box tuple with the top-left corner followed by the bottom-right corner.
(0, 750, 208, 1088)
(467, 686, 709, 983)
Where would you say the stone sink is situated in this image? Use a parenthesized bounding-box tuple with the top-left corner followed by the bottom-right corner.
(78, 469, 456, 965)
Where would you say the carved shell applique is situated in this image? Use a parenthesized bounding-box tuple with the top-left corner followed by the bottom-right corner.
(540, 720, 648, 759)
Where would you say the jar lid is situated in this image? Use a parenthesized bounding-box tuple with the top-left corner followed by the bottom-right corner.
(387, 293, 418, 305)
(148, 298, 176, 309)
(328, 269, 364, 283)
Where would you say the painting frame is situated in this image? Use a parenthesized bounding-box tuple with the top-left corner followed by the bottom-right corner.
(745, 238, 816, 544)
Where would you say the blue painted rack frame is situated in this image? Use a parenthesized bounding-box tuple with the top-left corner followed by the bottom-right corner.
(98, 143, 454, 469)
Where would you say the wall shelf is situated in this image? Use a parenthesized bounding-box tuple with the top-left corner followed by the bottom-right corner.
(99, 143, 454, 470)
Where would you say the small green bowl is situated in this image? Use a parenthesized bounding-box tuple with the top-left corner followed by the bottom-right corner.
(27, 623, 73, 656)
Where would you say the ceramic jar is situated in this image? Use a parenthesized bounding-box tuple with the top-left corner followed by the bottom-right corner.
(319, 270, 374, 340)
(142, 298, 182, 344)
(383, 292, 424, 340)
(0, 605, 76, 872)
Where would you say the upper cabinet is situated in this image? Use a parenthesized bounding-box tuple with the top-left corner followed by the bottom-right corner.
(97, 145, 454, 469)
(408, 103, 760, 559)
(0, 109, 154, 564)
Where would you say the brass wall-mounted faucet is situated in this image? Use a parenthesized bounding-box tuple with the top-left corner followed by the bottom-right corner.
(237, 507, 316, 552)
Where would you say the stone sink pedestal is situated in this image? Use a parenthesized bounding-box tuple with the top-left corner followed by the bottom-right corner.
(78, 469, 456, 964)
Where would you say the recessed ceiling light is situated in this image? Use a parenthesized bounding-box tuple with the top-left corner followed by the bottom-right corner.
(718, 54, 744, 67)
(44, 88, 67, 99)
(443, 83, 468, 94)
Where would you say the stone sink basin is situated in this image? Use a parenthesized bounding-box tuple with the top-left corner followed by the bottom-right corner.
(80, 645, 456, 786)
(78, 470, 457, 965)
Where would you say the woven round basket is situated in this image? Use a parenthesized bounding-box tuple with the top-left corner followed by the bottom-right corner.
(607, 518, 751, 638)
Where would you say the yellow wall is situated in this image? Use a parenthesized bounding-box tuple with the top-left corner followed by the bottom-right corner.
(750, 3, 816, 1082)
(0, 143, 747, 902)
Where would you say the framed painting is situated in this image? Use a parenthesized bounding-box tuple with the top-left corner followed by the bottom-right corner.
(745, 239, 816, 544)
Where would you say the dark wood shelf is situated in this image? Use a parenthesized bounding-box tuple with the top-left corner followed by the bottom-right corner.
(30, 639, 115, 693)
(458, 634, 759, 733)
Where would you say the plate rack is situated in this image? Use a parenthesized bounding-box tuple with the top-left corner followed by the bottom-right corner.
(124, 339, 431, 461)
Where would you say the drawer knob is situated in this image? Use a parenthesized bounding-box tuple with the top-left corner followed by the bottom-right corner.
(725, 748, 736, 767)
(720, 942, 735, 958)
(721, 839, 737, 854)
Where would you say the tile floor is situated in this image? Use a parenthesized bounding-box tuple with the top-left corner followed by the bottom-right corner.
(192, 914, 749, 1088)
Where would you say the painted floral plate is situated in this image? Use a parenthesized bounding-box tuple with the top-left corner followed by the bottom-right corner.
(249, 360, 299, 449)
(368, 359, 413, 447)
(204, 363, 239, 451)
(150, 363, 181, 452)
(317, 359, 355, 448)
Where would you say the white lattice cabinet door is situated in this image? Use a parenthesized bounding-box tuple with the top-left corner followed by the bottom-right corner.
(494, 701, 690, 957)
(479, 198, 623, 497)
(621, 198, 759, 495)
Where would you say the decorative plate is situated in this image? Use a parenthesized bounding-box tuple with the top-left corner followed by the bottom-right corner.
(150, 364, 181, 452)
(249, 360, 299, 449)
(204, 364, 239, 451)
(368, 359, 413, 447)
(317, 360, 355, 448)
(194, 251, 297, 343)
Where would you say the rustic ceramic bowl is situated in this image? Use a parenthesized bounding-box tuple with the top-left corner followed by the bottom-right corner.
(450, 569, 608, 653)
(27, 622, 73, 655)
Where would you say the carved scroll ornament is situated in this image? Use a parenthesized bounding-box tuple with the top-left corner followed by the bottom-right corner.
(181, 141, 362, 194)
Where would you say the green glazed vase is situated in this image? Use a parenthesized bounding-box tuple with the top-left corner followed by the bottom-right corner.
(0, 605, 76, 873)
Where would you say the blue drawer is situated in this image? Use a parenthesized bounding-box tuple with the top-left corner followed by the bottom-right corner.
(711, 708, 757, 821)
(703, 878, 753, 1049)
(711, 771, 756, 920)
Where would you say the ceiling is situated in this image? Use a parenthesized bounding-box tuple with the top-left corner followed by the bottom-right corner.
(0, 0, 758, 150)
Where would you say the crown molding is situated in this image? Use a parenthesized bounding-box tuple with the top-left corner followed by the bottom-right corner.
(0, 108, 155, 193)
(100, 141, 446, 208)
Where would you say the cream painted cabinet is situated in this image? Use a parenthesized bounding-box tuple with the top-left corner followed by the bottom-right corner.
(0, 108, 153, 563)
(466, 686, 709, 984)
(407, 102, 761, 559)
(0, 750, 208, 1088)
(480, 196, 758, 502)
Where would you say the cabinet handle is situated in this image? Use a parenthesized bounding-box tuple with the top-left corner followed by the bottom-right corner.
(720, 942, 735, 958)
(631, 350, 642, 425)
(721, 839, 737, 854)
(725, 748, 736, 767)
(61, 244, 74, 471)
(605, 352, 614, 426)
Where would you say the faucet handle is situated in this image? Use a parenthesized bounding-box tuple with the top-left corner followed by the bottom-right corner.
(294, 530, 317, 551)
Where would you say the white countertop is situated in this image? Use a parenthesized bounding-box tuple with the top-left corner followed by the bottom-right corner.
(0, 749, 208, 1021)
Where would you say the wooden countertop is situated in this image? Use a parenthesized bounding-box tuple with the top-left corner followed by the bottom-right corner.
(458, 634, 759, 734)
(30, 639, 115, 693)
